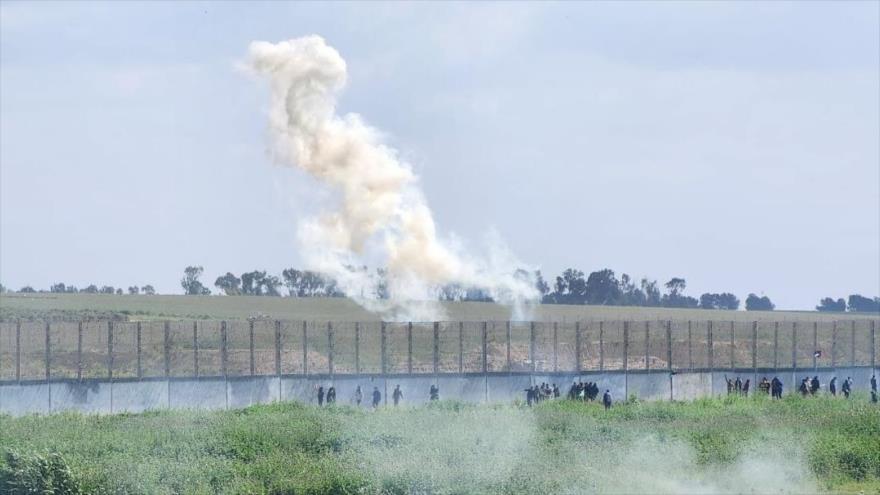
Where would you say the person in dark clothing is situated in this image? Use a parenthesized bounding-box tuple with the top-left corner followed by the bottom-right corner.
(602, 390, 612, 410)
(552, 384, 560, 398)
(759, 377, 770, 395)
(429, 384, 439, 401)
(799, 377, 810, 397)
(725, 375, 734, 395)
(326, 386, 336, 405)
(568, 381, 578, 400)
(742, 379, 750, 396)
(830, 377, 837, 396)
(842, 377, 852, 398)
(771, 377, 783, 399)
(525, 386, 535, 406)
(734, 377, 742, 394)
(371, 386, 381, 408)
(392, 385, 403, 406)
(317, 386, 325, 406)
(810, 376, 820, 395)
(355, 385, 363, 406)
(871, 374, 877, 393)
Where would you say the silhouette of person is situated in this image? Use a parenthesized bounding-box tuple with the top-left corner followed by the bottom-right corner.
(317, 385, 325, 406)
(392, 384, 403, 406)
(371, 386, 381, 408)
(603, 390, 612, 410)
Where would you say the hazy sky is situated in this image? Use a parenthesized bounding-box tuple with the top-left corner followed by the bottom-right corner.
(1, 1, 878, 310)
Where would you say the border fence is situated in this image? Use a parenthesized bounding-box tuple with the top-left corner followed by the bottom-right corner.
(1, 319, 877, 383)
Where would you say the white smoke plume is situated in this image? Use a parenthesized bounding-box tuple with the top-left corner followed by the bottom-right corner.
(248, 36, 538, 321)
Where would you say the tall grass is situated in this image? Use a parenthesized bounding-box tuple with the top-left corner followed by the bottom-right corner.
(0, 395, 877, 494)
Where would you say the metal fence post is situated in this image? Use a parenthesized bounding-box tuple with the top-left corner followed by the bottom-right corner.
(45, 322, 51, 382)
(355, 322, 361, 374)
(249, 320, 255, 376)
(481, 322, 488, 374)
(850, 320, 856, 367)
(529, 322, 536, 371)
(164, 321, 171, 378)
(773, 322, 779, 371)
(729, 321, 735, 371)
(328, 321, 334, 376)
(575, 322, 582, 373)
(623, 321, 629, 372)
(707, 321, 714, 371)
(380, 322, 387, 375)
(553, 322, 559, 372)
(274, 320, 281, 376)
(302, 321, 308, 375)
(78, 321, 84, 380)
(433, 322, 440, 374)
(107, 321, 113, 380)
(831, 321, 837, 369)
(812, 322, 818, 370)
(645, 321, 650, 371)
(135, 322, 141, 379)
(458, 322, 464, 374)
(666, 320, 672, 371)
(752, 321, 758, 374)
(791, 322, 797, 370)
(599, 321, 604, 371)
(221, 321, 228, 378)
(407, 322, 413, 374)
(506, 321, 512, 372)
(193, 321, 200, 377)
(14, 320, 21, 382)
(687, 320, 693, 370)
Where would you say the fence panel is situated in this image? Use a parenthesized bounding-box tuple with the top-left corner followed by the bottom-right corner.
(648, 320, 669, 370)
(384, 322, 408, 374)
(332, 321, 357, 374)
(226, 320, 252, 376)
(486, 321, 507, 372)
(670, 320, 690, 370)
(733, 321, 753, 369)
(252, 320, 275, 375)
(48, 321, 78, 379)
(793, 322, 814, 370)
(0, 322, 15, 380)
(603, 320, 625, 370)
(111, 322, 138, 378)
(509, 322, 532, 371)
(411, 323, 434, 373)
(138, 322, 165, 377)
(169, 321, 194, 376)
(815, 321, 834, 369)
(304, 321, 329, 375)
(578, 321, 600, 371)
(461, 322, 483, 373)
(358, 322, 382, 374)
(691, 321, 710, 369)
(438, 322, 460, 373)
(533, 322, 554, 372)
(710, 321, 733, 371)
(831, 321, 850, 367)
(280, 320, 304, 375)
(853, 320, 872, 366)
(755, 321, 776, 369)
(557, 321, 577, 372)
(196, 320, 223, 376)
(80, 321, 108, 379)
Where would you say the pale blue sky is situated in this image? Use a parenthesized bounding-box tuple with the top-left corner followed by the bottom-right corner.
(1, 1, 878, 309)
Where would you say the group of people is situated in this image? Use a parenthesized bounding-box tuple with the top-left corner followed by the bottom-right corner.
(724, 376, 751, 395)
(727, 374, 878, 402)
(568, 381, 602, 402)
(525, 382, 560, 406)
(798, 375, 855, 398)
(317, 383, 441, 408)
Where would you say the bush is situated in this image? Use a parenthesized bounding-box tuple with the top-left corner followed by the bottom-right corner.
(0, 451, 84, 494)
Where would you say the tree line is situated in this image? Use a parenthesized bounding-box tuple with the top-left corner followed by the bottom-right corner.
(2, 265, 876, 314)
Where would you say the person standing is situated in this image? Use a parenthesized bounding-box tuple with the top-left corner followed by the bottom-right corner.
(326, 386, 336, 405)
(829, 377, 837, 396)
(392, 384, 403, 406)
(871, 374, 877, 393)
(355, 385, 363, 406)
(842, 377, 852, 398)
(371, 386, 381, 409)
(317, 386, 325, 406)
(602, 390, 612, 410)
(429, 384, 439, 401)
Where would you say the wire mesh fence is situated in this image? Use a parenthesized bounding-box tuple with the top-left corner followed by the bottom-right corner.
(0, 318, 875, 382)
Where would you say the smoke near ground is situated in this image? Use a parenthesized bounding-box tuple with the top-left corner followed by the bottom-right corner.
(247, 36, 537, 321)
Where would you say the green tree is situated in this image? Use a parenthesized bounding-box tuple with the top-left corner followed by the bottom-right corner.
(214, 273, 242, 295)
(745, 293, 774, 311)
(847, 294, 880, 313)
(128, 286, 139, 295)
(181, 266, 210, 295)
(141, 285, 156, 295)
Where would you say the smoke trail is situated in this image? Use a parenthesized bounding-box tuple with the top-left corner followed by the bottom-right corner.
(248, 36, 537, 320)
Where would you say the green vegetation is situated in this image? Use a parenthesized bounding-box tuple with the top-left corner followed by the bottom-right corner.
(1, 395, 877, 494)
(2, 292, 869, 323)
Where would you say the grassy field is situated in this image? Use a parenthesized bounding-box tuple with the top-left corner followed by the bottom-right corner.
(2, 293, 876, 323)
(0, 395, 878, 494)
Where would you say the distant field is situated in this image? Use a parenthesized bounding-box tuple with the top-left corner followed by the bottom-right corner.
(2, 293, 875, 323)
(1, 395, 878, 494)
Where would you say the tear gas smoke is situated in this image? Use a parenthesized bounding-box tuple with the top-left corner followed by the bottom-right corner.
(248, 36, 537, 321)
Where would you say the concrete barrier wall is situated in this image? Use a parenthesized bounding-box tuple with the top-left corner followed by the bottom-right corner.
(2, 367, 877, 416)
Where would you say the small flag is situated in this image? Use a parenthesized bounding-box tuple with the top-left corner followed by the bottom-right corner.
(814, 350, 822, 358)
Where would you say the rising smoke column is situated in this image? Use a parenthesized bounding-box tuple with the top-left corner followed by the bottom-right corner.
(248, 36, 536, 320)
